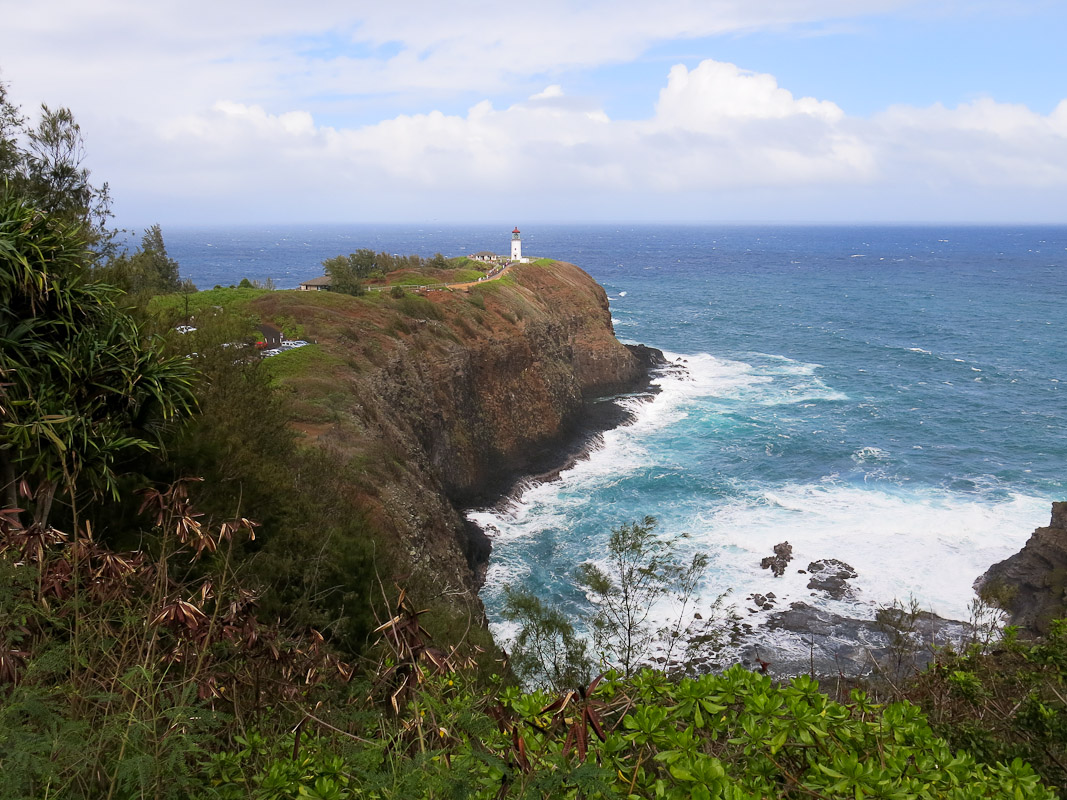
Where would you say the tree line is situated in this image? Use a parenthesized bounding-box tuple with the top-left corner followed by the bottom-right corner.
(323, 248, 450, 295)
(1, 78, 190, 300)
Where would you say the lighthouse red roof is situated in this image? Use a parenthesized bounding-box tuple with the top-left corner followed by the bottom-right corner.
(512, 227, 520, 234)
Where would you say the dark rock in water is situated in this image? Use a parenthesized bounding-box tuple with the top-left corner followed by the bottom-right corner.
(806, 559, 859, 600)
(749, 593, 775, 611)
(761, 541, 793, 577)
(976, 502, 1067, 635)
(625, 342, 669, 371)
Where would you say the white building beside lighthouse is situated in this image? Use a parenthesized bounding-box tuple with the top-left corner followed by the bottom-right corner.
(511, 227, 522, 261)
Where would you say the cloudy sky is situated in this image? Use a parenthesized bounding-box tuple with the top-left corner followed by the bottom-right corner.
(2, 1, 1065, 226)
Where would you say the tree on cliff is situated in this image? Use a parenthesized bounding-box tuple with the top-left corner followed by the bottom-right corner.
(0, 191, 195, 524)
(322, 253, 366, 295)
(0, 78, 117, 258)
(576, 516, 708, 675)
(502, 587, 592, 690)
(93, 223, 187, 297)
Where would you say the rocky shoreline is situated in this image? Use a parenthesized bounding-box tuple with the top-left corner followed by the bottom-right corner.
(662, 537, 978, 679)
(463, 343, 676, 509)
(697, 507, 1067, 679)
(464, 344, 684, 588)
(739, 544, 973, 678)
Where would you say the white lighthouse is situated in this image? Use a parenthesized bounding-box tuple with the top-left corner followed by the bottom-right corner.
(510, 227, 522, 261)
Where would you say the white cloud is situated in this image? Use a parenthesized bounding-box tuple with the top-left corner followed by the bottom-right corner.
(1, 1, 917, 119)
(640, 60, 870, 188)
(531, 86, 566, 101)
(3, 2, 1065, 222)
(655, 61, 845, 127)
(873, 97, 1067, 187)
(117, 56, 1066, 223)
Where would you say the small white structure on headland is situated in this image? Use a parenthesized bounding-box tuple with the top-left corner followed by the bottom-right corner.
(299, 275, 333, 291)
(466, 228, 532, 264)
(511, 227, 523, 261)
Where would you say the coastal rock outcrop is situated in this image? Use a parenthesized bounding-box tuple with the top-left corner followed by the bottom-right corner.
(760, 542, 793, 577)
(976, 502, 1067, 635)
(759, 601, 972, 676)
(806, 559, 858, 600)
(362, 263, 649, 507)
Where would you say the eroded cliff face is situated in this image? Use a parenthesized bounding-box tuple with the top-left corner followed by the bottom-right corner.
(977, 503, 1067, 634)
(248, 261, 650, 602)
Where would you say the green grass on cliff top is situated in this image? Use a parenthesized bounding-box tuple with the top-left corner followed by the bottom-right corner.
(382, 268, 486, 286)
(261, 344, 344, 386)
(149, 286, 268, 319)
(149, 258, 545, 319)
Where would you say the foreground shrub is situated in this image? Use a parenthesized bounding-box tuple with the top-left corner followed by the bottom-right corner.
(0, 480, 354, 799)
(207, 663, 1058, 799)
(907, 621, 1067, 792)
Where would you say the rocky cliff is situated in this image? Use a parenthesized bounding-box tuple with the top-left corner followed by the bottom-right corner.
(977, 502, 1067, 634)
(247, 261, 656, 607)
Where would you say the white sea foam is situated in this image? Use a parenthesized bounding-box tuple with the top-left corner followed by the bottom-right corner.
(697, 484, 1046, 622)
(471, 352, 770, 543)
(482, 482, 1048, 653)
(474, 350, 852, 536)
(657, 351, 847, 409)
(851, 446, 889, 463)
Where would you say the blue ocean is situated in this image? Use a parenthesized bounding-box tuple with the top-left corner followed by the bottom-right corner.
(165, 224, 1067, 649)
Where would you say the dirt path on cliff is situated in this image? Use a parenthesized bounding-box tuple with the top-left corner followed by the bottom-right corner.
(446, 263, 515, 290)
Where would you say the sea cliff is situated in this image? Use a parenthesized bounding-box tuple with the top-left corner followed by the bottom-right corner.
(247, 260, 657, 612)
(977, 502, 1067, 634)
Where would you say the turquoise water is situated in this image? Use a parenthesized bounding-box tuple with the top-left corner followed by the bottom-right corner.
(166, 224, 1067, 634)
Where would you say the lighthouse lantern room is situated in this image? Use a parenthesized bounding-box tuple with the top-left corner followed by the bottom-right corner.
(511, 227, 522, 261)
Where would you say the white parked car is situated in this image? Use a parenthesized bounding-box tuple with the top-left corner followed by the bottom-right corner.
(280, 340, 309, 349)
(261, 348, 282, 357)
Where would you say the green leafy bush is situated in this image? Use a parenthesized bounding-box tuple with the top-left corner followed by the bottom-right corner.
(907, 621, 1067, 790)
(204, 662, 1058, 799)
